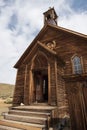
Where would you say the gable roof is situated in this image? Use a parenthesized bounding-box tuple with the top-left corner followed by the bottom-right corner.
(22, 41, 57, 64)
(14, 24, 87, 68)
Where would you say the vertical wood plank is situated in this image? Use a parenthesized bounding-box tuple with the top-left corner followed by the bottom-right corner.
(48, 63, 51, 105)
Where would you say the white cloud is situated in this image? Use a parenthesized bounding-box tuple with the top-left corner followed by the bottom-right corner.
(59, 11, 87, 34)
(0, 0, 87, 84)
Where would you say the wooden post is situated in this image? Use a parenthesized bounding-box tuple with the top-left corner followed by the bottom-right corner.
(55, 59, 58, 106)
(29, 69, 33, 104)
(24, 65, 27, 105)
(48, 64, 51, 105)
(12, 70, 19, 106)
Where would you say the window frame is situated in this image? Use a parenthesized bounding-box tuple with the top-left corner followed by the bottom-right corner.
(71, 55, 84, 74)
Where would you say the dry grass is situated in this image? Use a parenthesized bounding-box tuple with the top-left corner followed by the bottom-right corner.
(0, 83, 14, 99)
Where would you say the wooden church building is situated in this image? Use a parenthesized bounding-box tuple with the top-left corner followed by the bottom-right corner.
(0, 8, 87, 130)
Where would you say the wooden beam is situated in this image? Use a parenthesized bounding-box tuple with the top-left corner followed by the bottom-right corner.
(41, 35, 60, 43)
(48, 64, 51, 105)
(29, 69, 32, 104)
(24, 65, 27, 104)
(55, 59, 58, 106)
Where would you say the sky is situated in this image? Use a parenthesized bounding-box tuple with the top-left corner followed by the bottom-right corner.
(0, 0, 87, 84)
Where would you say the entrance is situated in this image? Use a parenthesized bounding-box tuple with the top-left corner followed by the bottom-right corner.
(31, 52, 49, 103)
(33, 71, 48, 103)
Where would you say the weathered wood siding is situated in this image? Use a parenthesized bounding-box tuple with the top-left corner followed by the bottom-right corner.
(55, 35, 87, 75)
(24, 64, 31, 105)
(57, 65, 69, 118)
(66, 81, 87, 130)
(13, 65, 25, 106)
(50, 60, 57, 105)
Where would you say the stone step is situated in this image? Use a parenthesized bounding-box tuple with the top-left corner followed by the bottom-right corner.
(4, 113, 47, 125)
(9, 110, 50, 118)
(0, 119, 46, 130)
(0, 125, 23, 130)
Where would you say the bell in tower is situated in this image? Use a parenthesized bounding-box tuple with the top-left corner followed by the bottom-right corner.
(43, 7, 58, 26)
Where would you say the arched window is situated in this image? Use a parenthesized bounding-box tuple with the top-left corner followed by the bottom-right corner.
(72, 56, 83, 74)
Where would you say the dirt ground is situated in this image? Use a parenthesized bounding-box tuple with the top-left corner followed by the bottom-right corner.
(0, 98, 12, 119)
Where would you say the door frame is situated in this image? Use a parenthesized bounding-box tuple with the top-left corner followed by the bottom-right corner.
(32, 69, 49, 103)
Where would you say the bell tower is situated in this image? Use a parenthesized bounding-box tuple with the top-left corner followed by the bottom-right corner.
(43, 7, 58, 26)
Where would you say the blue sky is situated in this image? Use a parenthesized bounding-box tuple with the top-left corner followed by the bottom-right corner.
(0, 0, 87, 84)
(71, 0, 87, 11)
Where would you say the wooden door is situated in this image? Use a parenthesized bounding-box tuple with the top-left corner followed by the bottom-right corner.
(42, 75, 48, 101)
(33, 72, 43, 102)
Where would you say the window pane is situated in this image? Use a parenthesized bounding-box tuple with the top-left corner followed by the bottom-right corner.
(73, 56, 82, 74)
(73, 56, 81, 65)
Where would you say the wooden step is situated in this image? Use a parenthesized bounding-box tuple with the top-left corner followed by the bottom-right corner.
(11, 105, 57, 113)
(0, 105, 57, 129)
(4, 113, 47, 125)
(32, 103, 48, 106)
(9, 110, 50, 118)
(0, 119, 46, 130)
(0, 125, 23, 130)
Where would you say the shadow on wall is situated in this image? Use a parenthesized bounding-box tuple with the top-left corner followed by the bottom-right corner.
(52, 117, 71, 130)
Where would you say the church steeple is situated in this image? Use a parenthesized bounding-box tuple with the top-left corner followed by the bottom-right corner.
(43, 7, 58, 26)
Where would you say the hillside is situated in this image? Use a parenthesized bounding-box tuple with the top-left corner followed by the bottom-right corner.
(0, 83, 15, 99)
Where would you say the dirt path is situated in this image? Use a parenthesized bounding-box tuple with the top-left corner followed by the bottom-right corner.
(0, 98, 12, 118)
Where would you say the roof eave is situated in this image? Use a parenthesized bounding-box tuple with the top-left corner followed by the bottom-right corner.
(48, 24, 87, 39)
